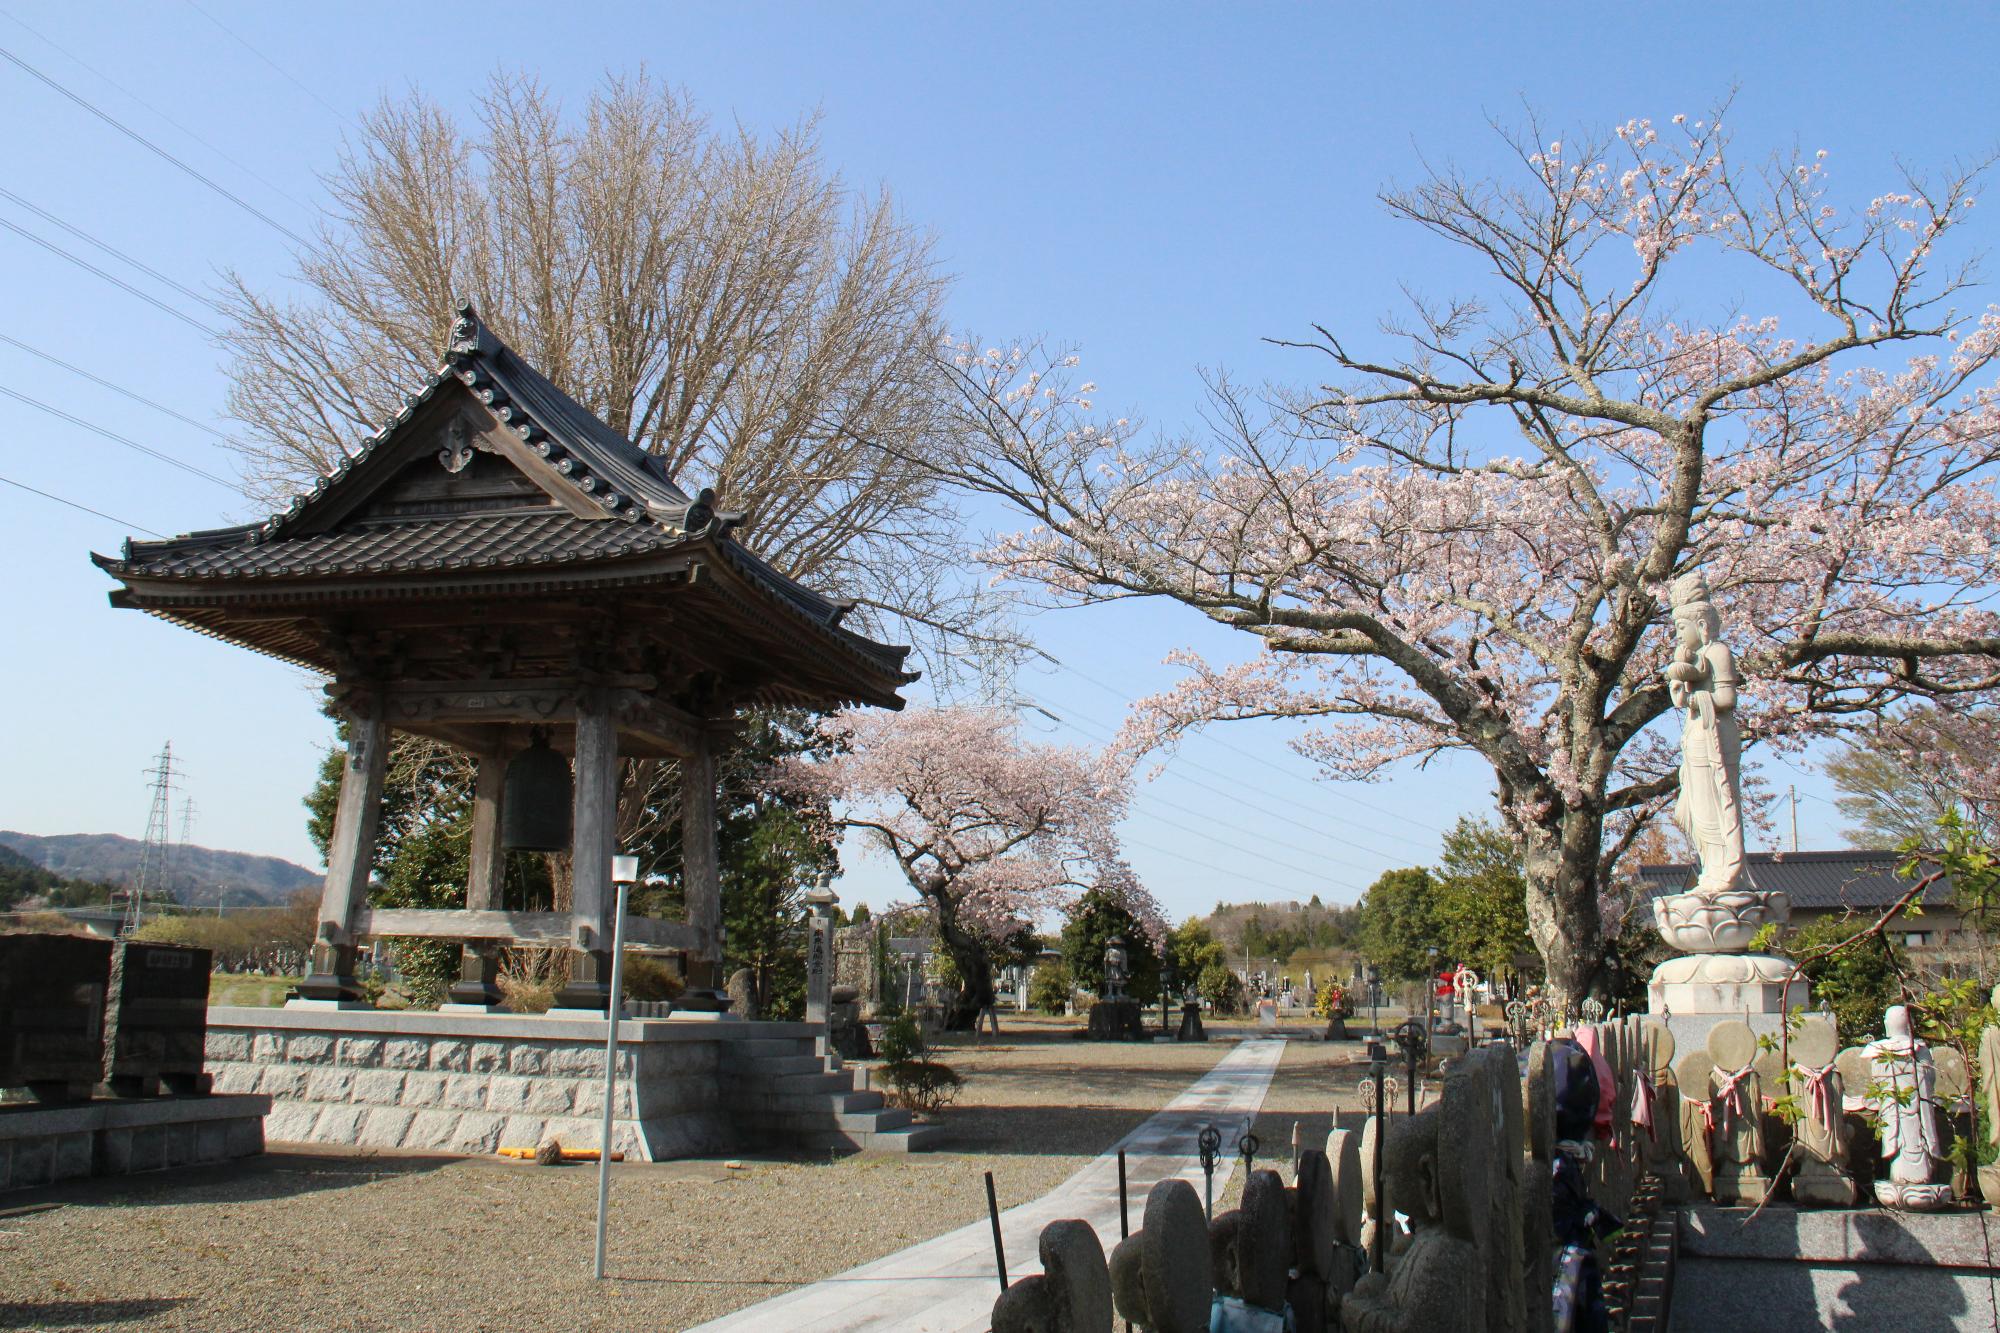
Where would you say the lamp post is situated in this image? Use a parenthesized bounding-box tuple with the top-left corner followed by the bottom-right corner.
(593, 852, 639, 1280)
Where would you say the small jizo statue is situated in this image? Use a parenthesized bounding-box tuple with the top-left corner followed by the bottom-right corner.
(1701, 1021, 1770, 1205)
(1785, 1016, 1856, 1207)
(1868, 1004, 1953, 1210)
(1103, 935, 1129, 1001)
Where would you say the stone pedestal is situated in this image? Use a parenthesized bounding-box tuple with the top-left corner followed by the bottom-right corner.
(1087, 998, 1147, 1041)
(1647, 889, 1804, 1057)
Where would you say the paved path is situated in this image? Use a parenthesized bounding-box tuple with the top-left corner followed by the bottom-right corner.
(691, 1037, 1286, 1333)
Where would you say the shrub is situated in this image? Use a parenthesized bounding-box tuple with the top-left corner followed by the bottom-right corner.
(1198, 960, 1246, 1015)
(877, 1011, 925, 1063)
(1782, 913, 1904, 1048)
(390, 939, 459, 1009)
(1028, 961, 1074, 1015)
(883, 1058, 963, 1115)
(622, 953, 683, 1002)
(498, 946, 569, 1014)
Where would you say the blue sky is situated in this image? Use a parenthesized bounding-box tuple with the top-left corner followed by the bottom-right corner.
(3, 2, 1994, 918)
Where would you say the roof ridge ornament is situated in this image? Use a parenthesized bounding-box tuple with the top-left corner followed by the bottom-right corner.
(448, 300, 496, 360)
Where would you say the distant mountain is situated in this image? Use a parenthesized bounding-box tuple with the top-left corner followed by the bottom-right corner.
(0, 831, 320, 906)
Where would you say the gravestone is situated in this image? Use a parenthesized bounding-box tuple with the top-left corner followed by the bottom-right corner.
(1108, 1178, 1212, 1333)
(0, 934, 112, 1102)
(1235, 1168, 1292, 1309)
(991, 1217, 1112, 1333)
(726, 969, 759, 1022)
(103, 941, 211, 1096)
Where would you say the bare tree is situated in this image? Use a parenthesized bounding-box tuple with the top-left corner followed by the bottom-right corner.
(221, 70, 1003, 672)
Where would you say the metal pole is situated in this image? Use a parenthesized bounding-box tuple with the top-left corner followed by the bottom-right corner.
(592, 878, 631, 1281)
(985, 1170, 1008, 1291)
(1118, 1149, 1129, 1237)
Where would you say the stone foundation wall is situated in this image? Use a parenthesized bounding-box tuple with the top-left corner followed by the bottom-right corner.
(0, 1094, 268, 1192)
(204, 1008, 804, 1161)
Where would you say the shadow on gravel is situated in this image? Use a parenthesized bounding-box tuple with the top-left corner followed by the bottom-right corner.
(0, 1148, 458, 1212)
(0, 1298, 188, 1328)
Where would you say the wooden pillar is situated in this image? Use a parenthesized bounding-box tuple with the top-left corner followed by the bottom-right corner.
(681, 733, 722, 993)
(555, 698, 619, 1011)
(297, 703, 388, 1002)
(449, 740, 509, 1007)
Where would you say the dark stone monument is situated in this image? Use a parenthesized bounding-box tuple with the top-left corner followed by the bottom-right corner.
(1087, 998, 1147, 1041)
(1176, 1001, 1207, 1042)
(828, 985, 872, 1060)
(0, 934, 112, 1102)
(103, 941, 212, 1096)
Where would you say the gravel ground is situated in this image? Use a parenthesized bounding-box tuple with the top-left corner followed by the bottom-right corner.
(2, 1019, 1249, 1333)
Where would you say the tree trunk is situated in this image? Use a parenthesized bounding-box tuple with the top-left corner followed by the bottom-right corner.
(1516, 802, 1609, 1014)
(928, 894, 996, 1031)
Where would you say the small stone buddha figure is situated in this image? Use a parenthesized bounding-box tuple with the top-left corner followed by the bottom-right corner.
(1868, 1004, 1952, 1210)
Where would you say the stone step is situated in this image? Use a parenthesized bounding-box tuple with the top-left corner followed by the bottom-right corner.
(725, 1054, 824, 1078)
(840, 1106, 910, 1133)
(861, 1123, 944, 1153)
(737, 1088, 885, 1120)
(733, 1038, 818, 1060)
(729, 1070, 855, 1096)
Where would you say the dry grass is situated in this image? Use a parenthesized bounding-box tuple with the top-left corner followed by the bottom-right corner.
(0, 1017, 1282, 1332)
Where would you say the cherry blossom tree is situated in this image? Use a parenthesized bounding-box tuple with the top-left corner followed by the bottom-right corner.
(779, 707, 1158, 1027)
(922, 110, 2000, 1008)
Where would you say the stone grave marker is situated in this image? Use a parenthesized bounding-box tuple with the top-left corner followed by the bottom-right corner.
(991, 1217, 1112, 1333)
(1236, 1168, 1292, 1312)
(103, 940, 211, 1096)
(1, 933, 112, 1101)
(1108, 1177, 1211, 1333)
(1294, 1147, 1337, 1282)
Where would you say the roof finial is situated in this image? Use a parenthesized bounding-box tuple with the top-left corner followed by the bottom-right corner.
(448, 299, 486, 359)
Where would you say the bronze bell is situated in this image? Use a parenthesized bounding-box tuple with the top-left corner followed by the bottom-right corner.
(501, 729, 572, 851)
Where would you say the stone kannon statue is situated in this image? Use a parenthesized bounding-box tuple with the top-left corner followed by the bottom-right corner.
(1648, 573, 1796, 1022)
(1868, 1004, 1953, 1210)
(1666, 571, 1744, 895)
(1103, 935, 1129, 1000)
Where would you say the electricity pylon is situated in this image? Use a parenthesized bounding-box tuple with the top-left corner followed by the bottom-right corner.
(129, 743, 178, 935)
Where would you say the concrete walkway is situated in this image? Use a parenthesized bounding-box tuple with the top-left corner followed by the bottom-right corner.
(690, 1036, 1287, 1333)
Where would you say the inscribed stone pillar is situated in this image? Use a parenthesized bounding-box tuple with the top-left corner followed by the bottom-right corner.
(555, 699, 619, 1011)
(297, 702, 387, 1002)
(805, 890, 838, 1025)
(681, 733, 722, 991)
(448, 742, 509, 1007)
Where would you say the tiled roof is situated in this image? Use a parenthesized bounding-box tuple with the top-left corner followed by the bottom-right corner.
(89, 304, 914, 689)
(1638, 851, 1953, 910)
(106, 509, 682, 580)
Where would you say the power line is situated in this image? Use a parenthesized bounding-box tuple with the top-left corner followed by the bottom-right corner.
(0, 215, 219, 336)
(0, 44, 313, 247)
(0, 185, 226, 313)
(1014, 679, 1427, 864)
(0, 471, 164, 536)
(181, 0, 347, 124)
(0, 380, 243, 494)
(0, 332, 245, 446)
(1037, 648, 1456, 837)
(0, 6, 315, 212)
